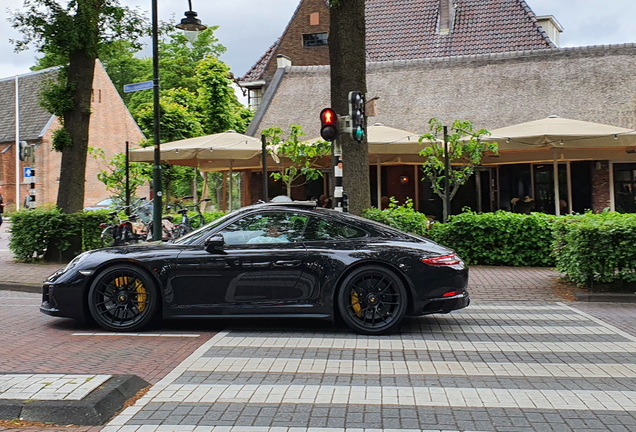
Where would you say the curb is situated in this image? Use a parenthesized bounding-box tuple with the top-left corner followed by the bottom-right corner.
(0, 283, 41, 294)
(0, 375, 149, 426)
(574, 292, 636, 303)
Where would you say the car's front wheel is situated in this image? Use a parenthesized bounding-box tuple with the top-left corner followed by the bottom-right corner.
(88, 264, 159, 331)
(337, 265, 407, 335)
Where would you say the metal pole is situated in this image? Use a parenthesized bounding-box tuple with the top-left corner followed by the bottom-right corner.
(261, 134, 268, 201)
(376, 155, 381, 209)
(333, 139, 343, 211)
(151, 0, 162, 240)
(553, 148, 560, 216)
(125, 141, 130, 215)
(443, 126, 450, 222)
(15, 76, 20, 211)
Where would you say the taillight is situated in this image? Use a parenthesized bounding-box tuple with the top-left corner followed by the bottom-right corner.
(99, 223, 107, 228)
(443, 291, 460, 297)
(421, 254, 461, 266)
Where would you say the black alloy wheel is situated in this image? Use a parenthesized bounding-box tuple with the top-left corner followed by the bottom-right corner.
(88, 264, 159, 331)
(337, 265, 407, 335)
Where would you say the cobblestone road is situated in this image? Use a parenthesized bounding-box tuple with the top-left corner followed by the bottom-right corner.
(98, 301, 636, 432)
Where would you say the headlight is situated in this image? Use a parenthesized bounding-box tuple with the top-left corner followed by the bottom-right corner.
(63, 252, 89, 273)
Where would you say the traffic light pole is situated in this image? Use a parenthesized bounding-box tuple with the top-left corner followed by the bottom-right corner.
(333, 139, 343, 212)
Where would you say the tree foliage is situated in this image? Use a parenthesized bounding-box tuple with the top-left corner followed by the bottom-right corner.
(11, 0, 146, 213)
(262, 125, 331, 197)
(419, 118, 496, 220)
(89, 148, 151, 202)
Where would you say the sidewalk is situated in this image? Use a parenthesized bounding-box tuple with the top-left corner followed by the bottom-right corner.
(0, 220, 62, 292)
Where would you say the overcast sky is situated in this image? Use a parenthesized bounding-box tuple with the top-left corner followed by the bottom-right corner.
(1, 0, 636, 80)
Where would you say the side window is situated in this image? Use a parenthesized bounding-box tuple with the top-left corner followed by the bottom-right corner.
(218, 211, 308, 245)
(303, 217, 367, 241)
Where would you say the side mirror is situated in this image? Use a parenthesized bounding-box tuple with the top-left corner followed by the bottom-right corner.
(205, 234, 225, 253)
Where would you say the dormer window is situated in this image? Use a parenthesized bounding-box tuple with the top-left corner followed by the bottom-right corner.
(303, 33, 328, 47)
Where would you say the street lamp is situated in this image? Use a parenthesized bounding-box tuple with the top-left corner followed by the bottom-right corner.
(151, 0, 206, 240)
(176, 1, 207, 43)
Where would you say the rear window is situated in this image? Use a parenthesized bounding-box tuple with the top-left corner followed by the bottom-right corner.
(303, 216, 367, 241)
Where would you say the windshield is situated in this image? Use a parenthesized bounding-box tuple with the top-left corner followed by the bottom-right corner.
(173, 212, 236, 245)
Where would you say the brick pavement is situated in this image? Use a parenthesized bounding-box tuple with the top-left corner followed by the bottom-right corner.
(101, 302, 636, 431)
(4, 217, 636, 431)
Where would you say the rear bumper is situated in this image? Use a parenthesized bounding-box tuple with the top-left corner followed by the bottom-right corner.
(412, 292, 470, 316)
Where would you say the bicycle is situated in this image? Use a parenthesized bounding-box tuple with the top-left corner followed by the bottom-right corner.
(170, 197, 211, 239)
(99, 200, 152, 247)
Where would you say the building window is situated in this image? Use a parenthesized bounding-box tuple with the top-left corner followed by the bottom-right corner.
(303, 33, 328, 47)
(248, 87, 263, 111)
(614, 163, 636, 213)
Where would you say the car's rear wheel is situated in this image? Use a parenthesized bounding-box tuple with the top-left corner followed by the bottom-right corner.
(88, 264, 159, 332)
(337, 265, 407, 335)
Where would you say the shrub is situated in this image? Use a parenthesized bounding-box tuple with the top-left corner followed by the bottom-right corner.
(429, 210, 556, 266)
(9, 209, 109, 262)
(362, 199, 430, 237)
(554, 211, 636, 287)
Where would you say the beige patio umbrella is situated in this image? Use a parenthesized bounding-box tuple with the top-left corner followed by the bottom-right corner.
(481, 116, 636, 215)
(129, 130, 263, 167)
(130, 131, 271, 211)
(483, 115, 636, 150)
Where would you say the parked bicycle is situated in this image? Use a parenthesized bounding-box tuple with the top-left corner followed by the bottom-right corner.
(99, 199, 153, 247)
(169, 197, 211, 239)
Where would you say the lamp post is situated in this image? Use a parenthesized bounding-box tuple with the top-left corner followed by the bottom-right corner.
(151, 0, 206, 240)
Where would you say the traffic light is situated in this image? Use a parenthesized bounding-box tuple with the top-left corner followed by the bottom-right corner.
(19, 141, 30, 161)
(348, 91, 365, 142)
(320, 108, 338, 141)
(342, 191, 349, 213)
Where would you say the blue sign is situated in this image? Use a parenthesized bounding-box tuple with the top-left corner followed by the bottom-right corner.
(24, 167, 33, 178)
(123, 80, 153, 93)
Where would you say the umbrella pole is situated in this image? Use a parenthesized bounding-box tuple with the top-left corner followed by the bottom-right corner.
(413, 164, 420, 212)
(222, 173, 227, 212)
(553, 149, 560, 216)
(229, 160, 233, 212)
(566, 161, 573, 214)
(376, 155, 382, 209)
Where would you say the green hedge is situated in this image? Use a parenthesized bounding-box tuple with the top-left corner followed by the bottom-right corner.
(9, 209, 109, 262)
(554, 212, 636, 287)
(363, 205, 556, 267)
(362, 199, 430, 237)
(429, 211, 557, 266)
(9, 209, 227, 262)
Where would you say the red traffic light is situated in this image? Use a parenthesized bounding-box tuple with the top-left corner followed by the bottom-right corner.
(320, 108, 338, 141)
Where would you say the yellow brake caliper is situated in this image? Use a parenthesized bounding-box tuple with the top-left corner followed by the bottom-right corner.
(113, 276, 147, 312)
(134, 279, 147, 312)
(351, 290, 362, 318)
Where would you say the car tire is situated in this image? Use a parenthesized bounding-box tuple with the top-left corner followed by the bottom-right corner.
(87, 264, 159, 332)
(337, 265, 408, 335)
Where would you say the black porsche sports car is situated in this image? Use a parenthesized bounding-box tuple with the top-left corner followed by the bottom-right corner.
(41, 202, 469, 335)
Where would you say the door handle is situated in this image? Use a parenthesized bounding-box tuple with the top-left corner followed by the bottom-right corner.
(273, 260, 302, 267)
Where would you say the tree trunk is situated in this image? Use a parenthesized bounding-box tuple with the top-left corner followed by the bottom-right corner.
(329, 0, 370, 215)
(56, 0, 102, 214)
(56, 52, 96, 213)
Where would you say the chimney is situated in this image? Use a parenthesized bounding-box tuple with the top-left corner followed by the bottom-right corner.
(276, 54, 292, 69)
(438, 0, 456, 35)
(536, 15, 564, 47)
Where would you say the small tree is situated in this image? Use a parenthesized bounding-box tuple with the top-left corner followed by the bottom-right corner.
(262, 125, 331, 197)
(89, 148, 151, 202)
(419, 118, 497, 221)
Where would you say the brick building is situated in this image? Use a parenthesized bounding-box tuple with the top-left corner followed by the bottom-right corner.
(238, 0, 636, 217)
(0, 61, 144, 210)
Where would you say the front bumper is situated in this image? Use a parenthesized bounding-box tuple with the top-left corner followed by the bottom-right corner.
(40, 275, 90, 322)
